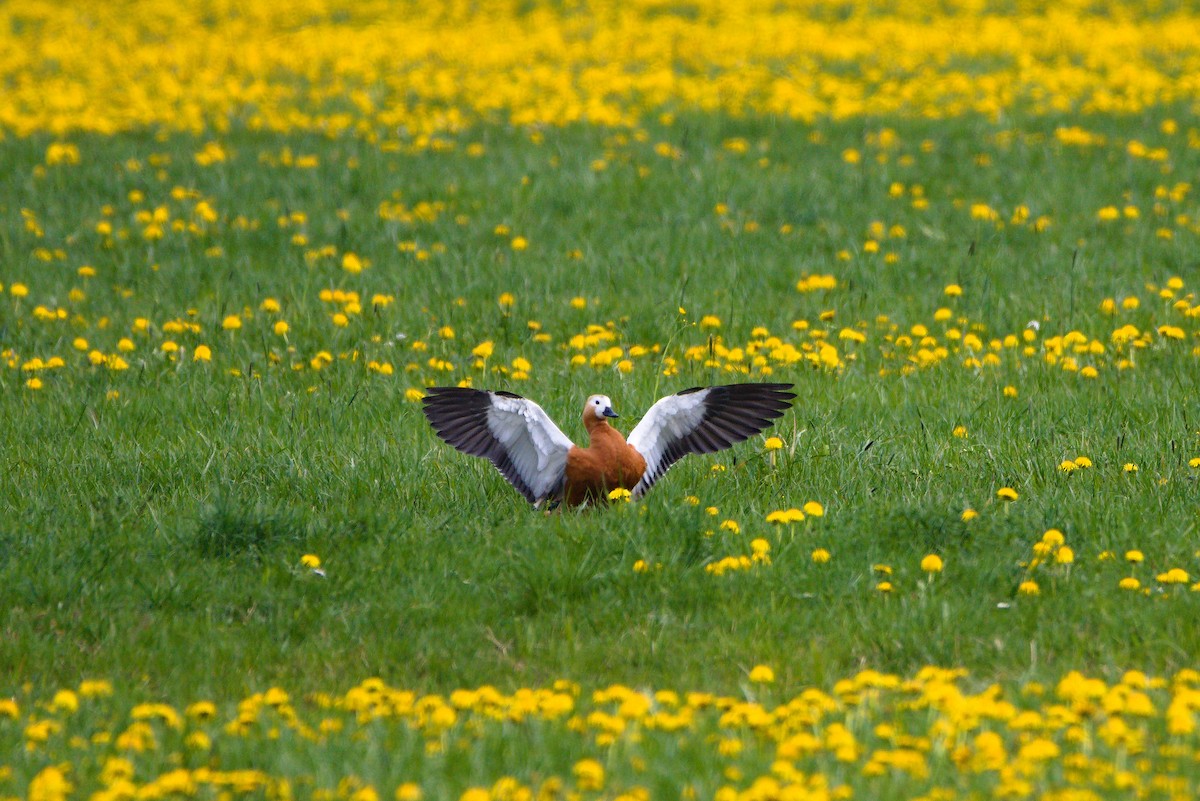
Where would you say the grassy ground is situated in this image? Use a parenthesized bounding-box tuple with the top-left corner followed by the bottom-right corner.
(5, 113, 1199, 703)
(3, 2, 1200, 798)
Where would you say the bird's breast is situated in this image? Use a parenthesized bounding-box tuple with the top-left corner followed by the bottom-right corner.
(564, 438, 647, 504)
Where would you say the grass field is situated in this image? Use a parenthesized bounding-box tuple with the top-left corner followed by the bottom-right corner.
(4, 1, 1200, 799)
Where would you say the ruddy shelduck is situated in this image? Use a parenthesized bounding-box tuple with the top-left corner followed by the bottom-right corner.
(422, 382, 795, 506)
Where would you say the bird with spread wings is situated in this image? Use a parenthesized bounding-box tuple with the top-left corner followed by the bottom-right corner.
(422, 383, 795, 507)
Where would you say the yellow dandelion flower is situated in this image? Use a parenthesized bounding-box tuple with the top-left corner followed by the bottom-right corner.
(221, 315, 242, 330)
(996, 487, 1019, 501)
(572, 759, 605, 791)
(811, 548, 831, 563)
(748, 665, 775, 683)
(961, 508, 978, 522)
(607, 488, 631, 502)
(1157, 568, 1190, 585)
(920, 554, 944, 573)
(193, 345, 212, 362)
(763, 436, 783, 450)
(1018, 580, 1040, 596)
(1119, 577, 1141, 591)
(396, 784, 423, 801)
(803, 501, 825, 517)
(1042, 529, 1065, 547)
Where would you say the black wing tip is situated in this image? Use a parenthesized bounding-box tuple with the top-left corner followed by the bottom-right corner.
(709, 383, 796, 406)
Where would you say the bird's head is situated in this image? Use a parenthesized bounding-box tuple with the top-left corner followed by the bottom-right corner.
(584, 394, 618, 421)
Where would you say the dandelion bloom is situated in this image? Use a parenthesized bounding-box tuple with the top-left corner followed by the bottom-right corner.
(803, 501, 825, 517)
(1125, 550, 1144, 563)
(572, 759, 604, 791)
(193, 345, 212, 362)
(301, 554, 321, 569)
(920, 554, 944, 573)
(748, 665, 775, 683)
(1018, 580, 1040, 596)
(396, 784, 423, 801)
(1119, 577, 1141, 591)
(763, 436, 783, 450)
(876, 581, 894, 593)
(811, 549, 831, 563)
(607, 488, 632, 502)
(1157, 568, 1190, 585)
(1042, 529, 1065, 547)
(996, 487, 1019, 501)
(221, 315, 242, 330)
(961, 508, 978, 522)
(1055, 546, 1075, 565)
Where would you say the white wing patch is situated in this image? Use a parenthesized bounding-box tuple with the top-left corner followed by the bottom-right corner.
(626, 390, 710, 496)
(486, 394, 574, 502)
(626, 383, 795, 497)
(422, 388, 574, 505)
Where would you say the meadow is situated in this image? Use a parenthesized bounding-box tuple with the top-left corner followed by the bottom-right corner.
(3, 0, 1200, 799)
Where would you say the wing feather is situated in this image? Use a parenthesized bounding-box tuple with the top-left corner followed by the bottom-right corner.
(422, 387, 574, 504)
(626, 383, 795, 497)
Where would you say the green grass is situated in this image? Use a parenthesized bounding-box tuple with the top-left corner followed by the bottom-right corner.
(2, 109, 1199, 708)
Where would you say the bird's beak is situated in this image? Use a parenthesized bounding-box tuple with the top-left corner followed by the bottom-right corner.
(603, 406, 619, 419)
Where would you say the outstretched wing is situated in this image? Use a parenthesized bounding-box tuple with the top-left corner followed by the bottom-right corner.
(626, 383, 795, 497)
(422, 387, 574, 505)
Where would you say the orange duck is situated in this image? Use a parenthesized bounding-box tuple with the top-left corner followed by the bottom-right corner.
(422, 383, 795, 506)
